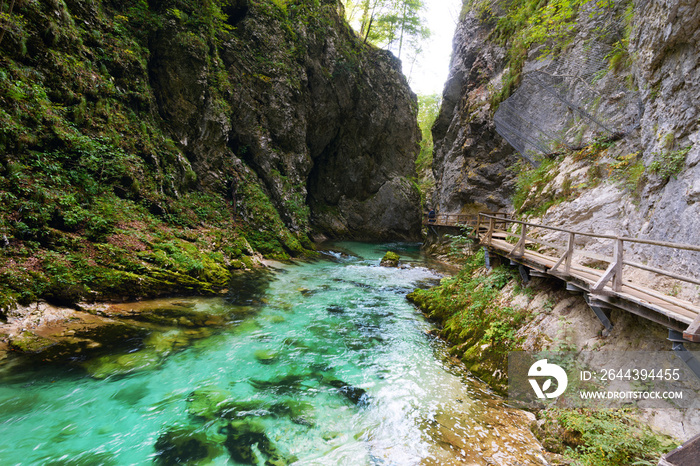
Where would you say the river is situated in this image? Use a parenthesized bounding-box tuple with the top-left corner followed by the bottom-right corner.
(0, 242, 545, 465)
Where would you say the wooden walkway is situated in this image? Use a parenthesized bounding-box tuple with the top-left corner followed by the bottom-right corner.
(424, 212, 700, 342)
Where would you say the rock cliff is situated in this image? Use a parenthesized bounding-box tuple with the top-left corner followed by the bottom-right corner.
(433, 0, 700, 295)
(428, 0, 700, 445)
(147, 0, 422, 240)
(431, 9, 517, 214)
(0, 0, 420, 308)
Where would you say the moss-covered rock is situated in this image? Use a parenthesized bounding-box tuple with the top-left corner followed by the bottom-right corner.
(254, 348, 279, 365)
(407, 250, 527, 395)
(186, 385, 235, 420)
(154, 425, 223, 465)
(8, 331, 56, 353)
(380, 251, 400, 267)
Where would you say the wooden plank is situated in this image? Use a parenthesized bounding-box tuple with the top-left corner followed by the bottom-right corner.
(565, 232, 574, 274)
(621, 282, 700, 316)
(612, 238, 623, 292)
(662, 432, 700, 466)
(488, 234, 700, 334)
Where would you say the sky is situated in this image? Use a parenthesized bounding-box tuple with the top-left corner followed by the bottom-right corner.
(404, 0, 462, 96)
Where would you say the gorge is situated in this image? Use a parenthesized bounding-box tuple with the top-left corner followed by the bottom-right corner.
(2, 0, 700, 464)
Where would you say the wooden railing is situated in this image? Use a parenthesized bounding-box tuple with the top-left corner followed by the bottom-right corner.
(423, 211, 508, 228)
(477, 213, 700, 341)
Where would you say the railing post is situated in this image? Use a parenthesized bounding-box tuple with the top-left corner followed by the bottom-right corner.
(487, 217, 494, 245)
(612, 238, 623, 292)
(593, 237, 624, 293)
(565, 232, 574, 275)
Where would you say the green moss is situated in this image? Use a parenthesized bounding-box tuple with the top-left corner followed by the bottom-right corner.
(511, 157, 560, 215)
(0, 0, 324, 307)
(9, 331, 56, 353)
(649, 146, 690, 181)
(383, 251, 400, 262)
(407, 249, 529, 392)
(477, 0, 621, 109)
(380, 251, 400, 267)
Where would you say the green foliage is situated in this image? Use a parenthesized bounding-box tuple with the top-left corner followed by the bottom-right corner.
(444, 227, 475, 259)
(0, 0, 327, 309)
(511, 157, 559, 215)
(608, 151, 646, 192)
(416, 94, 440, 173)
(479, 0, 618, 107)
(537, 408, 679, 466)
(408, 250, 527, 356)
(648, 146, 690, 181)
(238, 173, 307, 260)
(343, 0, 430, 61)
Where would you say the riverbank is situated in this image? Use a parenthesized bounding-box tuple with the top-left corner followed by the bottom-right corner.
(408, 246, 698, 464)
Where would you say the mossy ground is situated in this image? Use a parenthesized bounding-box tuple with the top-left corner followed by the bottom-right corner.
(407, 249, 529, 391)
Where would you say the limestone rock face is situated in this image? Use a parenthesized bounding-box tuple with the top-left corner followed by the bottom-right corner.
(149, 0, 421, 240)
(431, 10, 518, 215)
(436, 0, 700, 290)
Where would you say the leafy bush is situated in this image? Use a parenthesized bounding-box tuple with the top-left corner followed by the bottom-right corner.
(648, 147, 690, 180)
(537, 408, 679, 466)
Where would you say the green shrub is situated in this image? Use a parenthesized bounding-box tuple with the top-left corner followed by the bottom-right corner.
(648, 147, 690, 180)
(538, 408, 679, 466)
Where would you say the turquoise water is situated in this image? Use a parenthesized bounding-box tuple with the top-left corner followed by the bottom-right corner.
(0, 243, 545, 465)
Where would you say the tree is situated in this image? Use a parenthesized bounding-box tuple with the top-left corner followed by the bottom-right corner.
(342, 0, 429, 61)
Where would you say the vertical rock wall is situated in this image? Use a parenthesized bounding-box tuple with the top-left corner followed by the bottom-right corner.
(148, 0, 421, 240)
(430, 9, 518, 215)
(433, 0, 700, 284)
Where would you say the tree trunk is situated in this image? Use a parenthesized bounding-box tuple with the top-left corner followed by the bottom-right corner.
(397, 1, 406, 60)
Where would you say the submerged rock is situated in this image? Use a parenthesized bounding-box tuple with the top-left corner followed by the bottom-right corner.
(154, 425, 222, 465)
(83, 328, 196, 379)
(224, 420, 294, 466)
(187, 385, 235, 420)
(84, 349, 162, 379)
(111, 384, 150, 406)
(40, 451, 119, 466)
(270, 399, 314, 419)
(291, 416, 315, 428)
(326, 305, 345, 314)
(327, 379, 369, 406)
(8, 331, 56, 353)
(253, 349, 279, 365)
(249, 373, 313, 395)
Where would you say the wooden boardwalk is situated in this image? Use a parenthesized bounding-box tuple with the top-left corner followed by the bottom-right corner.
(424, 212, 700, 343)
